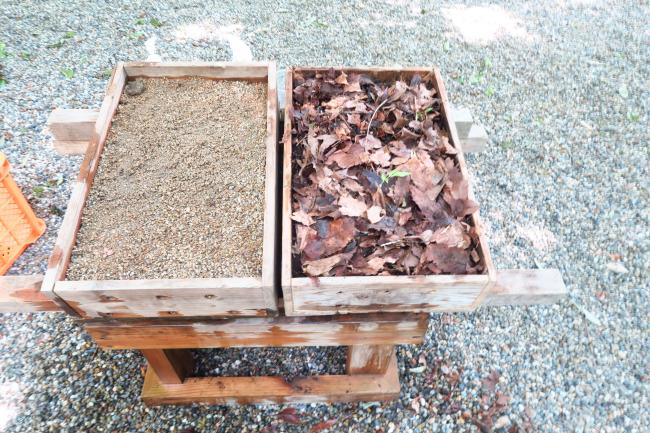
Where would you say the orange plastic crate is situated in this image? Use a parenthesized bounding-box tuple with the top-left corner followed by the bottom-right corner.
(0, 153, 46, 274)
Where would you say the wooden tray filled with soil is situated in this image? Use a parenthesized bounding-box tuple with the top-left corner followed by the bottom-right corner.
(281, 67, 495, 316)
(42, 62, 279, 319)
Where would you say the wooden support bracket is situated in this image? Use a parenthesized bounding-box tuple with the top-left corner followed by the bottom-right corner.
(141, 345, 400, 405)
(46, 108, 99, 155)
(0, 275, 62, 313)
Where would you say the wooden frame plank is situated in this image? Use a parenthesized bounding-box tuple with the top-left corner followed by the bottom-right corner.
(54, 278, 274, 319)
(141, 349, 194, 384)
(346, 345, 395, 374)
(42, 62, 279, 319)
(483, 269, 567, 306)
(84, 312, 429, 349)
(281, 66, 495, 316)
(41, 63, 128, 313)
(141, 352, 400, 405)
(124, 61, 269, 79)
(0, 275, 62, 313)
(289, 274, 488, 315)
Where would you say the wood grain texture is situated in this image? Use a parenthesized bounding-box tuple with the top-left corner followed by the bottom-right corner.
(281, 67, 495, 316)
(84, 312, 428, 349)
(141, 353, 400, 405)
(124, 62, 269, 79)
(47, 108, 98, 142)
(346, 345, 395, 374)
(0, 275, 62, 313)
(52, 140, 91, 155)
(43, 62, 279, 318)
(431, 67, 497, 309)
(261, 61, 278, 298)
(41, 63, 127, 304)
(141, 349, 194, 384)
(288, 275, 489, 316)
(54, 278, 274, 319)
(483, 269, 567, 306)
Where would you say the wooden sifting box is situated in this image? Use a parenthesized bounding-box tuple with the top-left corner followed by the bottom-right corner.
(281, 67, 496, 316)
(42, 62, 279, 319)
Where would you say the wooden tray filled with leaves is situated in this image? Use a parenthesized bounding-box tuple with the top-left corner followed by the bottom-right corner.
(281, 67, 495, 316)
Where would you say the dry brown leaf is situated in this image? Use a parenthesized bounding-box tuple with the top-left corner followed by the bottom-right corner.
(291, 209, 314, 226)
(302, 253, 350, 276)
(339, 194, 368, 217)
(367, 205, 384, 223)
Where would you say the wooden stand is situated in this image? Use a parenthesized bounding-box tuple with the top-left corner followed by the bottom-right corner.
(85, 313, 428, 405)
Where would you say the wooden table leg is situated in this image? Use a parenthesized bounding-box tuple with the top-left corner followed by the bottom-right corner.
(346, 345, 395, 374)
(141, 349, 194, 384)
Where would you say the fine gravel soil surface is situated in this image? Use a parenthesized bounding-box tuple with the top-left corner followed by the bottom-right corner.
(0, 1, 648, 433)
(66, 78, 268, 280)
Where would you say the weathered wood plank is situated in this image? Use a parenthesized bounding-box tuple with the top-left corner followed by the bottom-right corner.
(84, 313, 429, 349)
(141, 349, 194, 385)
(483, 269, 567, 306)
(261, 61, 278, 299)
(41, 63, 128, 303)
(432, 67, 497, 309)
(124, 62, 269, 79)
(452, 106, 474, 139)
(0, 275, 62, 313)
(346, 345, 395, 374)
(47, 108, 98, 147)
(461, 124, 488, 153)
(287, 274, 489, 316)
(141, 353, 400, 405)
(54, 278, 274, 319)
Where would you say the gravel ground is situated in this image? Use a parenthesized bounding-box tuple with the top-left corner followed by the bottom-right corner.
(0, 0, 648, 432)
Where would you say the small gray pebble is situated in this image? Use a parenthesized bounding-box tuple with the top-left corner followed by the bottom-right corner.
(125, 80, 145, 96)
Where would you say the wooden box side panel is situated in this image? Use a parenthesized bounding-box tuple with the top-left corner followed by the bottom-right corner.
(53, 278, 274, 319)
(282, 67, 493, 315)
(44, 62, 279, 318)
(288, 275, 489, 316)
(42, 63, 128, 300)
(84, 312, 428, 349)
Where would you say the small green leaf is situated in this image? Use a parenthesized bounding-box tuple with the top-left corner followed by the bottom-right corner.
(101, 67, 113, 79)
(150, 17, 162, 28)
(128, 31, 145, 40)
(64, 31, 75, 39)
(0, 78, 6, 88)
(485, 85, 495, 97)
(443, 40, 451, 52)
(389, 169, 410, 178)
(19, 51, 31, 60)
(135, 18, 146, 25)
(61, 68, 74, 79)
(46, 40, 65, 49)
(382, 169, 410, 184)
(626, 111, 640, 122)
(313, 19, 328, 28)
(424, 107, 434, 114)
(0, 42, 8, 59)
(32, 186, 45, 197)
(48, 174, 64, 187)
(482, 57, 493, 70)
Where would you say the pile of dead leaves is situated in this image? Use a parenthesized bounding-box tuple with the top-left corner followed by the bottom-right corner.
(290, 68, 484, 277)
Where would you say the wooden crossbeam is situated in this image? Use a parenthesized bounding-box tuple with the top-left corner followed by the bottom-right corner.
(0, 275, 62, 313)
(141, 351, 400, 405)
(85, 313, 429, 349)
